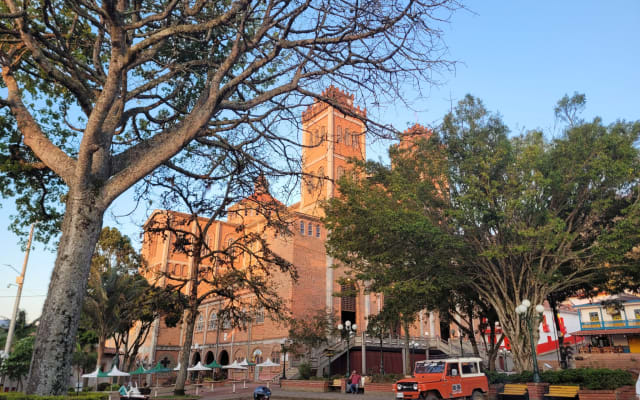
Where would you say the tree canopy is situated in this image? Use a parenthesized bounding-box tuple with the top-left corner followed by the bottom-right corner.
(324, 93, 640, 372)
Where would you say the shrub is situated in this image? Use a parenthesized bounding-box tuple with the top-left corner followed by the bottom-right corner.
(298, 362, 312, 380)
(486, 368, 634, 390)
(0, 393, 108, 400)
(96, 383, 110, 392)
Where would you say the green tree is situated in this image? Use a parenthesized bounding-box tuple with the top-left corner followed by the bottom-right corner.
(0, 336, 34, 391)
(440, 94, 640, 371)
(324, 135, 457, 374)
(0, 0, 460, 394)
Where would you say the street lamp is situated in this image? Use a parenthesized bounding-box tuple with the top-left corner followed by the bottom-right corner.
(410, 341, 418, 373)
(280, 339, 292, 380)
(337, 320, 357, 377)
(516, 299, 545, 383)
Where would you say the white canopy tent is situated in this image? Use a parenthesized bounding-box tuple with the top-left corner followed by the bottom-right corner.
(256, 358, 279, 367)
(187, 361, 212, 371)
(107, 365, 131, 377)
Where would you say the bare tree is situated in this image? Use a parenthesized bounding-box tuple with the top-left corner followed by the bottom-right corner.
(0, 0, 459, 394)
(143, 165, 296, 394)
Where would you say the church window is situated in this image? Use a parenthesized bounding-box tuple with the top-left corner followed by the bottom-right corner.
(195, 313, 204, 332)
(337, 166, 345, 180)
(316, 224, 321, 238)
(208, 312, 218, 330)
(320, 126, 326, 143)
(341, 283, 356, 312)
(271, 351, 280, 364)
(336, 126, 342, 143)
(308, 222, 313, 236)
(299, 220, 305, 235)
(222, 317, 231, 330)
(345, 128, 351, 146)
(317, 167, 324, 191)
(312, 129, 318, 145)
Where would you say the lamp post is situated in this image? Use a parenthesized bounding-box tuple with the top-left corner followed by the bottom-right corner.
(280, 339, 291, 380)
(3, 223, 35, 360)
(515, 299, 544, 383)
(337, 320, 357, 377)
(409, 341, 418, 374)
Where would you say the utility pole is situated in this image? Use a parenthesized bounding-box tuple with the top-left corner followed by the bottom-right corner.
(4, 222, 36, 357)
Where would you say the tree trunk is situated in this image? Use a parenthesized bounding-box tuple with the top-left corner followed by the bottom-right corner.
(174, 306, 197, 395)
(96, 338, 106, 371)
(548, 297, 567, 369)
(26, 191, 105, 395)
(403, 320, 410, 376)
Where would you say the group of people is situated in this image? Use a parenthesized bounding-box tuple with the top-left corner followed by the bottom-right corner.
(118, 382, 149, 399)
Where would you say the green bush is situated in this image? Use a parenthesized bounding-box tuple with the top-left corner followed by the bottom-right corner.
(297, 362, 312, 380)
(486, 368, 634, 390)
(95, 383, 110, 392)
(0, 393, 108, 400)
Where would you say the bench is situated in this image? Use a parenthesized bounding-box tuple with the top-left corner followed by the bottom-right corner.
(544, 385, 579, 399)
(499, 384, 528, 400)
(328, 379, 342, 392)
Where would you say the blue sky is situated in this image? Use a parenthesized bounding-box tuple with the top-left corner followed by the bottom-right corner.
(1, 1, 639, 321)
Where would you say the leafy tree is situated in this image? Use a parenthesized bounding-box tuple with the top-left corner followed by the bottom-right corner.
(440, 94, 640, 371)
(324, 128, 459, 374)
(0, 0, 461, 393)
(0, 310, 36, 350)
(0, 336, 34, 391)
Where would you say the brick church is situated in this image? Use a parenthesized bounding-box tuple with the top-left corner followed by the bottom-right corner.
(138, 87, 446, 377)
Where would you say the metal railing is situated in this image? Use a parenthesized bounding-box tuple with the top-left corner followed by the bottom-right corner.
(580, 318, 640, 330)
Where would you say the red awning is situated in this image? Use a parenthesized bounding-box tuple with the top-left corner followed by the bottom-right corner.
(571, 328, 640, 336)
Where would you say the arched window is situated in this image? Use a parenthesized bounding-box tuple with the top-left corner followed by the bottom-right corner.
(195, 313, 204, 332)
(271, 351, 281, 364)
(222, 316, 231, 330)
(255, 307, 265, 324)
(308, 222, 313, 236)
(299, 220, 305, 235)
(345, 128, 351, 146)
(208, 312, 218, 330)
(320, 126, 327, 143)
(312, 129, 318, 145)
(337, 166, 345, 180)
(316, 224, 321, 238)
(336, 126, 342, 143)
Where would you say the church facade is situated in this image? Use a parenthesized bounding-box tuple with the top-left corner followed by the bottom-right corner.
(138, 87, 444, 376)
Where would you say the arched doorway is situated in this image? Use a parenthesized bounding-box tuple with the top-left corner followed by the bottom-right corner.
(191, 352, 201, 366)
(218, 350, 230, 380)
(205, 351, 214, 365)
(219, 350, 229, 366)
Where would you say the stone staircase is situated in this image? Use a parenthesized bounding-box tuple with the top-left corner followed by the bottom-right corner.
(309, 334, 485, 375)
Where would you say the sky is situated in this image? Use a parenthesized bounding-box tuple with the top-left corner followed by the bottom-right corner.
(1, 1, 639, 322)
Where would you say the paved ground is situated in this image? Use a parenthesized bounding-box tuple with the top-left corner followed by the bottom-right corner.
(136, 383, 394, 400)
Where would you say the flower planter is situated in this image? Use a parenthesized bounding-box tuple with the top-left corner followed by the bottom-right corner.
(365, 382, 395, 393)
(615, 385, 636, 400)
(578, 389, 616, 400)
(487, 383, 504, 400)
(280, 379, 329, 392)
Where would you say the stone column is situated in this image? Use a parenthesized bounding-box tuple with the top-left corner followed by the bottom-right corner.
(361, 332, 366, 375)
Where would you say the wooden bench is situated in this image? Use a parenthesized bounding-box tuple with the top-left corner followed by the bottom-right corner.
(544, 385, 579, 399)
(328, 379, 342, 392)
(499, 384, 528, 400)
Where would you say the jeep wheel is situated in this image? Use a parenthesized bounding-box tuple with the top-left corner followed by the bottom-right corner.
(424, 393, 440, 400)
(471, 390, 484, 400)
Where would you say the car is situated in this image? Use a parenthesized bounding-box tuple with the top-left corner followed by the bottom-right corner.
(394, 357, 488, 400)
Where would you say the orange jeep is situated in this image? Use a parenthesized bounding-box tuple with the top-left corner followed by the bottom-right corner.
(394, 357, 488, 400)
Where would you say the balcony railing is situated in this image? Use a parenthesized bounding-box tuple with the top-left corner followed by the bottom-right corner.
(580, 318, 640, 330)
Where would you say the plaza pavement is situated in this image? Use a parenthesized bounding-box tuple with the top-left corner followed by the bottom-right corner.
(129, 382, 394, 400)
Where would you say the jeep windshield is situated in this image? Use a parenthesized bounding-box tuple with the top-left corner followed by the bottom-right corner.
(414, 361, 445, 374)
